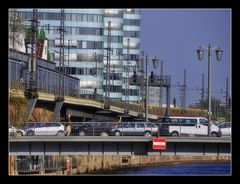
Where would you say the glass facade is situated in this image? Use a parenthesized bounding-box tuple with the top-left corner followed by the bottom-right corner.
(17, 9, 141, 103)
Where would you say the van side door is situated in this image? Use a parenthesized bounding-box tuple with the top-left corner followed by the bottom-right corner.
(180, 119, 197, 135)
(199, 118, 209, 135)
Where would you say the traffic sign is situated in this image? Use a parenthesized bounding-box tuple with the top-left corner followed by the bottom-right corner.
(152, 138, 166, 150)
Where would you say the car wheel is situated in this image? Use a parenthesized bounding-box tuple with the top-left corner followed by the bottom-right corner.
(144, 131, 151, 137)
(15, 131, 23, 137)
(172, 131, 179, 137)
(57, 131, 65, 136)
(114, 131, 121, 136)
(27, 130, 34, 136)
(79, 130, 85, 136)
(100, 132, 108, 136)
(211, 132, 217, 137)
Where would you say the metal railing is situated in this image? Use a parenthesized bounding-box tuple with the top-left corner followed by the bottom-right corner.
(10, 80, 208, 118)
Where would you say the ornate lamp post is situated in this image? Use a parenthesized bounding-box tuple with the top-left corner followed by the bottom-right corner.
(197, 44, 223, 137)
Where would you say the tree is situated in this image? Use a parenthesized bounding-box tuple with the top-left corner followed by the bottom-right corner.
(173, 98, 176, 108)
(36, 28, 47, 59)
(8, 9, 26, 50)
(9, 88, 27, 128)
(38, 27, 46, 43)
(197, 97, 221, 110)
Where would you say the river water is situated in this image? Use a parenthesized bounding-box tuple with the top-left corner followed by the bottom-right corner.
(93, 162, 231, 175)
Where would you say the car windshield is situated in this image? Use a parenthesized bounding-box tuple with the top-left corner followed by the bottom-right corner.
(146, 123, 156, 128)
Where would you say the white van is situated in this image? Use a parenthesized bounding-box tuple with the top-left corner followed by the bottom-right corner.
(157, 116, 221, 137)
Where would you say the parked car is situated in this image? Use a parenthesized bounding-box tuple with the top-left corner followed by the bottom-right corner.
(9, 125, 25, 136)
(217, 122, 231, 136)
(71, 122, 114, 136)
(23, 123, 65, 136)
(111, 122, 158, 136)
(157, 116, 221, 137)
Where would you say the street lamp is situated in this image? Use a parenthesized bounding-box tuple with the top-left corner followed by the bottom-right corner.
(196, 44, 223, 137)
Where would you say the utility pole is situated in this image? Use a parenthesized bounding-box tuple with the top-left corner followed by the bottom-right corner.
(159, 60, 163, 118)
(52, 9, 65, 122)
(137, 51, 144, 117)
(145, 54, 149, 121)
(104, 21, 112, 110)
(181, 69, 186, 108)
(28, 9, 38, 98)
(225, 78, 229, 107)
(24, 9, 39, 121)
(179, 69, 186, 113)
(95, 52, 98, 76)
(57, 9, 65, 102)
(124, 38, 130, 114)
(67, 40, 70, 74)
(201, 73, 205, 110)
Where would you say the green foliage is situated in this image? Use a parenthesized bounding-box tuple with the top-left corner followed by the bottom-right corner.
(38, 27, 46, 43)
(25, 28, 32, 44)
(190, 96, 231, 121)
(47, 49, 51, 62)
(9, 95, 27, 127)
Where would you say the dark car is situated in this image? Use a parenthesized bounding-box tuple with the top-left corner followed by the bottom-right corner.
(71, 122, 114, 136)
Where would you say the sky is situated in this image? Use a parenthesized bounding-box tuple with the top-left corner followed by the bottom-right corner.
(140, 9, 231, 107)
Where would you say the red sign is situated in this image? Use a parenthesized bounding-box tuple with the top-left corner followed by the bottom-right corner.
(152, 138, 166, 150)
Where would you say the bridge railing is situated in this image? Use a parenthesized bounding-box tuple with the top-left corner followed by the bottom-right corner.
(10, 81, 208, 118)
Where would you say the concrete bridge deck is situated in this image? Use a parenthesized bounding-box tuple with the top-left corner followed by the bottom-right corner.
(9, 136, 231, 156)
(9, 136, 231, 143)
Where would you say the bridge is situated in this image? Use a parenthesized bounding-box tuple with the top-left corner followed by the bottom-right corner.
(9, 136, 230, 156)
(10, 49, 208, 123)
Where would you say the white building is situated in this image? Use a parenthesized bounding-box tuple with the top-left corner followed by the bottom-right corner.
(17, 9, 141, 103)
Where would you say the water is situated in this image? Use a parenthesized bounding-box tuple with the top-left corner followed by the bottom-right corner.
(98, 162, 231, 175)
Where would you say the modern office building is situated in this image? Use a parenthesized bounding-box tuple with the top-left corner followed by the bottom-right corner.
(17, 9, 141, 103)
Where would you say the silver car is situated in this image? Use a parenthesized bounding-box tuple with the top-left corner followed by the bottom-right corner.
(218, 122, 231, 136)
(111, 122, 158, 136)
(23, 123, 65, 136)
(9, 125, 25, 136)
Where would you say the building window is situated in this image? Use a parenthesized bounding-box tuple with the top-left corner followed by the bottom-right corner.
(123, 54, 138, 61)
(104, 10, 123, 17)
(122, 89, 139, 96)
(124, 31, 139, 38)
(104, 36, 122, 43)
(123, 19, 140, 26)
(103, 73, 122, 80)
(104, 22, 122, 30)
(76, 54, 103, 62)
(103, 85, 122, 92)
(123, 41, 139, 49)
(125, 9, 140, 14)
